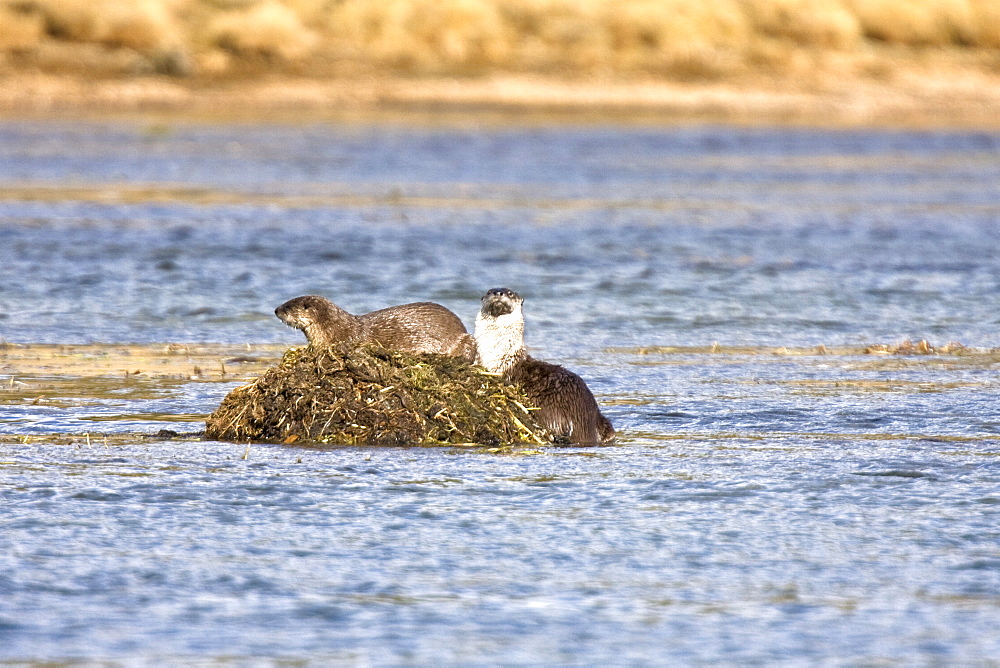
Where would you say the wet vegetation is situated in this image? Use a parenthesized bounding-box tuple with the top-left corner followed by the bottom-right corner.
(205, 344, 552, 446)
(0, 374, 188, 407)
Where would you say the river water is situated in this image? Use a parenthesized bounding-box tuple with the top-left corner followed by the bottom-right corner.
(1, 119, 999, 663)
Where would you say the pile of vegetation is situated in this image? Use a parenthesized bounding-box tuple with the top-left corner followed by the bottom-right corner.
(205, 344, 552, 446)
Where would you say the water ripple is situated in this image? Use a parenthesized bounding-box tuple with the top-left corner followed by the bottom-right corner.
(2, 122, 1000, 662)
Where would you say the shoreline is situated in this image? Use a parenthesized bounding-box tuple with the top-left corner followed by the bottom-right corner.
(3, 69, 1000, 128)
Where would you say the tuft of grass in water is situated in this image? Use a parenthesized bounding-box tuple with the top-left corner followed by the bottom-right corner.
(863, 339, 967, 355)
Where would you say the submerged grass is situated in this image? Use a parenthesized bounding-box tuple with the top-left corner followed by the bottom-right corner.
(0, 375, 187, 406)
(625, 429, 1000, 445)
(609, 340, 982, 357)
(0, 342, 284, 380)
(205, 344, 552, 446)
(770, 378, 981, 396)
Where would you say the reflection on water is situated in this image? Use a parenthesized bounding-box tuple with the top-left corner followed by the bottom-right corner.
(1, 120, 1000, 662)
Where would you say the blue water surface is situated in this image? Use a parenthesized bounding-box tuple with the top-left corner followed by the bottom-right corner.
(1, 119, 1000, 663)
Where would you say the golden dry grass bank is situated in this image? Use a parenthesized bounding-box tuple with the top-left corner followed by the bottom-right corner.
(2, 0, 999, 78)
(2, 0, 1000, 124)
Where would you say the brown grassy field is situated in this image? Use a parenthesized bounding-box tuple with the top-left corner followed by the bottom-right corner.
(1, 0, 1000, 124)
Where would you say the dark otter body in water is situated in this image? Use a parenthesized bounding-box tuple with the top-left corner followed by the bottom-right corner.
(275, 295, 477, 362)
(474, 287, 615, 444)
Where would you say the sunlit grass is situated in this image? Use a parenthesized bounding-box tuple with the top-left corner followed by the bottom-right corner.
(2, 0, 1000, 78)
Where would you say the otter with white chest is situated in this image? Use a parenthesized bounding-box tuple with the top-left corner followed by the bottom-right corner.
(475, 288, 615, 444)
(275, 295, 477, 362)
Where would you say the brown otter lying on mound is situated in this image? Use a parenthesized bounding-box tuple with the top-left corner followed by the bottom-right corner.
(275, 295, 477, 362)
(474, 287, 615, 444)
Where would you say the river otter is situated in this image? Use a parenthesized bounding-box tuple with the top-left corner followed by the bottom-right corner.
(475, 287, 615, 444)
(275, 295, 477, 362)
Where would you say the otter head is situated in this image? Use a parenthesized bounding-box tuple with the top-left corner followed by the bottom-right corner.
(480, 287, 523, 318)
(475, 287, 525, 374)
(275, 295, 358, 347)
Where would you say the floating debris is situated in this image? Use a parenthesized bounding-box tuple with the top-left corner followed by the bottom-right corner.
(205, 344, 552, 446)
(864, 340, 967, 355)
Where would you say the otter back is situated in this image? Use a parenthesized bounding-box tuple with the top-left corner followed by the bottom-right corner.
(508, 356, 616, 445)
(276, 295, 476, 362)
(362, 302, 476, 362)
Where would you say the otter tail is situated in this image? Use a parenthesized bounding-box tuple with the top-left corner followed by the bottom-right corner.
(597, 413, 616, 444)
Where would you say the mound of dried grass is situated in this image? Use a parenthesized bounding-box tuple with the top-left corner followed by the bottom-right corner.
(205, 344, 552, 446)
